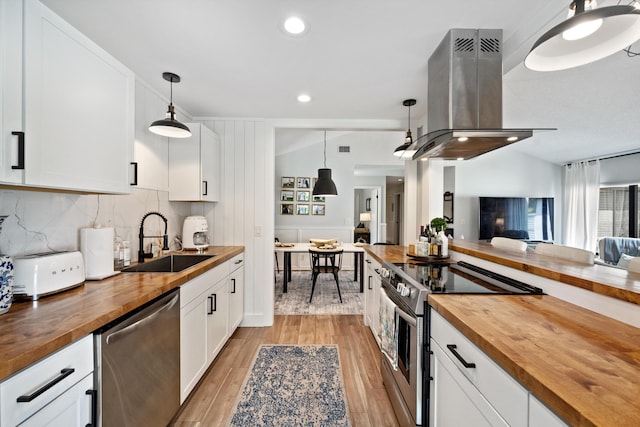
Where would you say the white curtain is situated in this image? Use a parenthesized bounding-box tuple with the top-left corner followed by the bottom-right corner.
(564, 160, 600, 251)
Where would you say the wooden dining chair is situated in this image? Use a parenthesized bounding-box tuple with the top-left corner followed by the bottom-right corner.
(308, 248, 343, 303)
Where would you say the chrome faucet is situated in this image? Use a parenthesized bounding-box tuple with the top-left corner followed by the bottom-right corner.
(138, 211, 170, 262)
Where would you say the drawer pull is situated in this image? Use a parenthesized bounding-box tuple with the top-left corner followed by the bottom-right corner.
(446, 344, 476, 368)
(234, 259, 243, 265)
(17, 368, 75, 402)
(86, 389, 97, 427)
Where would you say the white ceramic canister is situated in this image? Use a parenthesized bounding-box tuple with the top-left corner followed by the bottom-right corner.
(0, 255, 14, 314)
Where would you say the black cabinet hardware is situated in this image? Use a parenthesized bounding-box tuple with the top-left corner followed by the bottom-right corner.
(130, 162, 138, 186)
(446, 344, 476, 368)
(231, 278, 236, 293)
(86, 389, 97, 427)
(202, 180, 208, 195)
(17, 368, 75, 402)
(11, 131, 24, 170)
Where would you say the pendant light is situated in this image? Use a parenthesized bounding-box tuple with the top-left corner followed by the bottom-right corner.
(393, 99, 417, 158)
(525, 0, 640, 71)
(312, 131, 338, 196)
(149, 72, 192, 138)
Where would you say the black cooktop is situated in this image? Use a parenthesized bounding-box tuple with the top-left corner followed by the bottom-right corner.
(390, 261, 544, 295)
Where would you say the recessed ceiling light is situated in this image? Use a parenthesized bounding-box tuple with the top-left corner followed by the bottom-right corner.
(457, 136, 469, 142)
(297, 94, 311, 103)
(457, 157, 464, 161)
(507, 136, 519, 142)
(284, 16, 306, 35)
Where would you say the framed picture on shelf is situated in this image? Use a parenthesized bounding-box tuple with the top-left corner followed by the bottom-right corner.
(280, 204, 294, 215)
(281, 176, 295, 188)
(297, 190, 310, 202)
(296, 204, 310, 215)
(297, 177, 310, 188)
(280, 190, 294, 202)
(312, 204, 325, 216)
(312, 195, 325, 203)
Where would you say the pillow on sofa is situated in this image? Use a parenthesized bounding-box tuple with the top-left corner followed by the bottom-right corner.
(617, 253, 636, 269)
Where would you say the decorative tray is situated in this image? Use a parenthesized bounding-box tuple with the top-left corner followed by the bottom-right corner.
(406, 252, 450, 262)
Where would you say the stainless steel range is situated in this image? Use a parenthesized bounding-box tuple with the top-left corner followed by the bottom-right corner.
(379, 260, 543, 426)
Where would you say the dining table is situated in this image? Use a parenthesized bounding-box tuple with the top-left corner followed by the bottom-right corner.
(274, 243, 366, 292)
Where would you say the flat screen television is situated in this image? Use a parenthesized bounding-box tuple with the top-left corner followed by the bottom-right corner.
(479, 197, 554, 241)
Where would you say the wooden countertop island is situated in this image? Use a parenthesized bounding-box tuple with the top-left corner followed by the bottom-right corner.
(429, 294, 640, 427)
(363, 243, 640, 426)
(0, 246, 244, 381)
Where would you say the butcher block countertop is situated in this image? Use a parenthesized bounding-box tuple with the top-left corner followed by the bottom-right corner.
(449, 239, 640, 306)
(429, 294, 640, 427)
(0, 246, 244, 382)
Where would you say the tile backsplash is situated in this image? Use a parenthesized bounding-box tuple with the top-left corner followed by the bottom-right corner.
(0, 187, 191, 258)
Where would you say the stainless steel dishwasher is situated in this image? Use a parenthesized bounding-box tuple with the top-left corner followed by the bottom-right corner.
(95, 289, 180, 427)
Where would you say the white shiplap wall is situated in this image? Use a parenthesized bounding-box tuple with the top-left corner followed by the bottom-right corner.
(197, 118, 274, 327)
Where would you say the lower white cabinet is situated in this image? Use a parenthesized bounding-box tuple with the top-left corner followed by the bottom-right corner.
(429, 309, 528, 427)
(179, 253, 245, 404)
(180, 262, 229, 403)
(364, 255, 381, 346)
(228, 253, 245, 334)
(0, 335, 94, 427)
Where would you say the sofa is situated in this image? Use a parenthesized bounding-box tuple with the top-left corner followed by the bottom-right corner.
(597, 237, 640, 267)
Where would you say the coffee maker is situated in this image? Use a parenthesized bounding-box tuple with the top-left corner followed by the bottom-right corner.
(182, 216, 209, 250)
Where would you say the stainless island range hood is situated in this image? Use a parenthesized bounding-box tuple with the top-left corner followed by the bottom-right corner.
(413, 28, 553, 161)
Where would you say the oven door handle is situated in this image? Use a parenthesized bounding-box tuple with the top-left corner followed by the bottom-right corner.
(395, 304, 417, 327)
(382, 285, 418, 327)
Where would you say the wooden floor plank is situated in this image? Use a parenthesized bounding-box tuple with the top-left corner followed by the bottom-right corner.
(171, 314, 399, 427)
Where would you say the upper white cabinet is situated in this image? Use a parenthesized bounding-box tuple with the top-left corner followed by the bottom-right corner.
(1, 0, 135, 193)
(169, 123, 221, 202)
(132, 80, 170, 191)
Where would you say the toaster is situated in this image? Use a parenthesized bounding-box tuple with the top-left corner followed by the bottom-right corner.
(13, 251, 85, 300)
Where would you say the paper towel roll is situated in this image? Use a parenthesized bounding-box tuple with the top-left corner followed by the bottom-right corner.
(80, 227, 117, 280)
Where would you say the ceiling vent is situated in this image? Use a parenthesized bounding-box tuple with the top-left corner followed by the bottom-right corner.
(338, 146, 351, 153)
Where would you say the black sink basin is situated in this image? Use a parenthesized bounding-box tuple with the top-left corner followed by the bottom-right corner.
(121, 254, 216, 273)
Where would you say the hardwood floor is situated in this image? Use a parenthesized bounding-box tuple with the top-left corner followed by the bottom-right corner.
(171, 315, 400, 427)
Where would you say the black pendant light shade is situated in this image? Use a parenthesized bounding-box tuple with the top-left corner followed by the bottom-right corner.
(312, 131, 338, 196)
(525, 1, 640, 71)
(393, 99, 417, 158)
(149, 72, 192, 138)
(314, 168, 338, 196)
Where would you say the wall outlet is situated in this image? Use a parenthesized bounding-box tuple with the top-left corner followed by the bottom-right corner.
(255, 225, 263, 237)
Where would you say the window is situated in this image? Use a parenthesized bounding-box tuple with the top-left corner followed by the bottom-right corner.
(598, 185, 639, 238)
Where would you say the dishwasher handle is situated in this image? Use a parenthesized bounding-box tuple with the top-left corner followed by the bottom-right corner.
(105, 292, 178, 345)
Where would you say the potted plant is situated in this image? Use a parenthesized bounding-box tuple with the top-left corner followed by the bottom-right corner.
(430, 217, 447, 233)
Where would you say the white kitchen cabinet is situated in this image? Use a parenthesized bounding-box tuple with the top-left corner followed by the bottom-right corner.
(179, 261, 229, 403)
(429, 309, 528, 427)
(228, 253, 245, 334)
(132, 80, 170, 191)
(529, 395, 568, 427)
(169, 123, 221, 202)
(364, 254, 382, 346)
(0, 335, 94, 427)
(1, 0, 135, 193)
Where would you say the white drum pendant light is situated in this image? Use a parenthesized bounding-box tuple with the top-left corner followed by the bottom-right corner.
(525, 0, 640, 71)
(149, 72, 192, 138)
(393, 99, 417, 158)
(312, 131, 338, 196)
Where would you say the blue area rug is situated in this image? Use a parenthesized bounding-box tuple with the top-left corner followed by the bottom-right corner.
(228, 345, 350, 426)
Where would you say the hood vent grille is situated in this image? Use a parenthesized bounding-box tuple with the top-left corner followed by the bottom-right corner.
(413, 29, 553, 161)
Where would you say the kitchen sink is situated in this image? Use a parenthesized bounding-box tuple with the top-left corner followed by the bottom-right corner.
(121, 254, 216, 273)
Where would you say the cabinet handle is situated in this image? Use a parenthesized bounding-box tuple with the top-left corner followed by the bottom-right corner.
(16, 368, 75, 402)
(86, 389, 97, 427)
(374, 268, 380, 274)
(234, 259, 243, 265)
(231, 278, 236, 294)
(207, 293, 217, 314)
(368, 275, 372, 290)
(365, 259, 371, 264)
(202, 180, 208, 196)
(11, 131, 25, 170)
(207, 295, 213, 315)
(130, 162, 138, 186)
(446, 344, 476, 368)
(212, 293, 217, 311)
